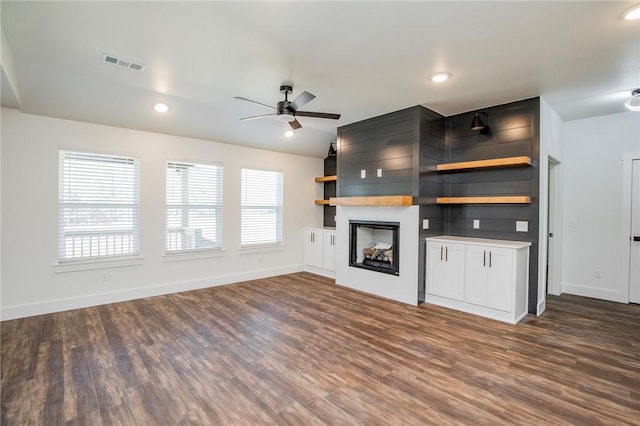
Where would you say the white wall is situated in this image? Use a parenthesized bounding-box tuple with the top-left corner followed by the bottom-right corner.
(1, 108, 324, 319)
(562, 111, 640, 302)
(537, 97, 565, 314)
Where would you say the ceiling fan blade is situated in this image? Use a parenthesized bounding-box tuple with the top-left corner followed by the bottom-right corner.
(289, 91, 316, 111)
(289, 119, 302, 130)
(240, 113, 276, 121)
(234, 96, 275, 110)
(295, 111, 341, 120)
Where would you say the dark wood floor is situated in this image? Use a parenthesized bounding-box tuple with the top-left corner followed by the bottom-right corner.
(2, 273, 639, 425)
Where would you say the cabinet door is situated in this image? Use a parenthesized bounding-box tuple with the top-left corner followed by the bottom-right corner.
(323, 231, 336, 271)
(443, 243, 465, 301)
(465, 245, 488, 306)
(486, 248, 513, 312)
(426, 242, 465, 301)
(426, 242, 447, 297)
(304, 230, 323, 269)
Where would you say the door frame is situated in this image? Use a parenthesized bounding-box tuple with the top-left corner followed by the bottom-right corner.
(546, 157, 562, 297)
(621, 153, 640, 303)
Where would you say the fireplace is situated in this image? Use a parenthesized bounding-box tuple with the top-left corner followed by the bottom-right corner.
(349, 220, 399, 276)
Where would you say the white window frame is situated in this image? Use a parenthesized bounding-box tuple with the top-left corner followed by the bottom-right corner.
(165, 160, 224, 256)
(57, 149, 141, 268)
(240, 167, 284, 249)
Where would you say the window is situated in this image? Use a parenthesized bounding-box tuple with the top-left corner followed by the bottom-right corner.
(59, 150, 139, 260)
(241, 168, 283, 247)
(166, 161, 223, 253)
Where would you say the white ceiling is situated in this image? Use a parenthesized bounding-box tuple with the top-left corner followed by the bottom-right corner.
(2, 1, 639, 158)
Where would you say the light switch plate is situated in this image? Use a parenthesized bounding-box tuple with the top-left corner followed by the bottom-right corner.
(360, 169, 366, 179)
(377, 168, 382, 177)
(422, 219, 429, 230)
(473, 219, 480, 229)
(516, 221, 529, 232)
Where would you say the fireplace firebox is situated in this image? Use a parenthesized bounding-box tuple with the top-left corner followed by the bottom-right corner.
(349, 220, 399, 276)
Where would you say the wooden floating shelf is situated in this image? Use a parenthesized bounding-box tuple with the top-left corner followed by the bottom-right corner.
(314, 175, 337, 182)
(436, 156, 532, 172)
(436, 196, 532, 204)
(314, 200, 331, 205)
(330, 195, 413, 207)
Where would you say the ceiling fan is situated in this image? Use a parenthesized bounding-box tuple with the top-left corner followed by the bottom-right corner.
(234, 85, 341, 130)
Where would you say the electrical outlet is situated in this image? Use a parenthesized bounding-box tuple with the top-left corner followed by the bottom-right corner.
(360, 169, 366, 179)
(473, 219, 480, 229)
(102, 272, 110, 282)
(377, 168, 382, 177)
(516, 221, 529, 232)
(422, 219, 429, 230)
(595, 270, 601, 279)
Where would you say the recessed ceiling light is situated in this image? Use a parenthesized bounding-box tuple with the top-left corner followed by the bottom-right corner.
(624, 5, 640, 20)
(154, 103, 169, 113)
(284, 129, 294, 138)
(430, 72, 451, 83)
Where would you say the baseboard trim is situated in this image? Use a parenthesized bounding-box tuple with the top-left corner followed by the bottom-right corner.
(1, 265, 303, 321)
(561, 281, 626, 303)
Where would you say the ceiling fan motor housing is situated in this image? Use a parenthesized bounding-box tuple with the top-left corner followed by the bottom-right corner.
(276, 100, 296, 122)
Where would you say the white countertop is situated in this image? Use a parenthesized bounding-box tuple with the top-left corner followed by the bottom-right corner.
(425, 235, 531, 249)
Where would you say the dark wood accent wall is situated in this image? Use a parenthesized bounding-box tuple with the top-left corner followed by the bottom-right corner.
(336, 106, 446, 302)
(323, 156, 337, 227)
(444, 98, 540, 313)
(335, 98, 540, 312)
(417, 109, 447, 302)
(337, 107, 418, 197)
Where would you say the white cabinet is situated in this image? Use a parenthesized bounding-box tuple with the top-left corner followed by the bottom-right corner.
(426, 241, 465, 301)
(426, 236, 530, 324)
(322, 231, 336, 271)
(304, 229, 323, 269)
(465, 246, 513, 312)
(304, 228, 336, 278)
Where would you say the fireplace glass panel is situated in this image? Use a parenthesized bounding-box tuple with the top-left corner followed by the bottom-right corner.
(349, 220, 399, 276)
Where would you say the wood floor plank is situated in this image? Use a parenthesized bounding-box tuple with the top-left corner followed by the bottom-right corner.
(1, 272, 639, 425)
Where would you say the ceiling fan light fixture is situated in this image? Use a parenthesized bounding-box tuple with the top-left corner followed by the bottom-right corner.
(625, 89, 640, 111)
(624, 5, 640, 20)
(277, 112, 296, 122)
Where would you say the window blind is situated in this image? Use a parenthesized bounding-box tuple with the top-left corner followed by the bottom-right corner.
(241, 168, 283, 247)
(58, 150, 140, 260)
(166, 161, 223, 252)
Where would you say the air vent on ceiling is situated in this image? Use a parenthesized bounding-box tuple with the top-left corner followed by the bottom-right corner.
(103, 53, 145, 71)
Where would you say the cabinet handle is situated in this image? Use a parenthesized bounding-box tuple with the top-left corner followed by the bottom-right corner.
(445, 246, 448, 261)
(483, 250, 486, 266)
(489, 251, 492, 268)
(312, 232, 315, 243)
(440, 246, 443, 261)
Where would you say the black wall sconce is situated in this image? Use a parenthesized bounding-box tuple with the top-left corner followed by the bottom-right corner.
(327, 141, 337, 157)
(470, 112, 490, 135)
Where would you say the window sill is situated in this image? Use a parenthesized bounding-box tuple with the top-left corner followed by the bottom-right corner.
(53, 255, 144, 273)
(162, 249, 226, 263)
(238, 243, 286, 255)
